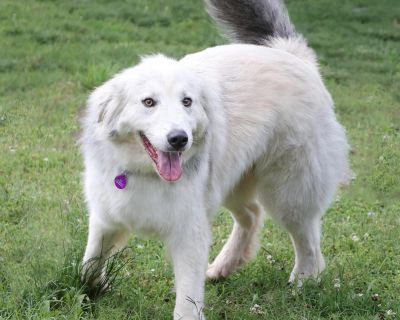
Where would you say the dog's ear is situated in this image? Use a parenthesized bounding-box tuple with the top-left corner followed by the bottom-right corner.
(87, 80, 124, 138)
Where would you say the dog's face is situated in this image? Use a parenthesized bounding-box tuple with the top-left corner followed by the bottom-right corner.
(88, 55, 209, 181)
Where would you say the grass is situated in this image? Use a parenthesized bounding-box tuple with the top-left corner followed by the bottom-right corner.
(0, 0, 399, 319)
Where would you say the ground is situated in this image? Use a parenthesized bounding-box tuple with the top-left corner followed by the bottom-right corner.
(0, 0, 399, 319)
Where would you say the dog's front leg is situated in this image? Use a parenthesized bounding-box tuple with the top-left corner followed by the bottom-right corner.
(166, 214, 210, 320)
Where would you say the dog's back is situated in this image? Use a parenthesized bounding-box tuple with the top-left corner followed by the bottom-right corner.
(182, 0, 348, 208)
(203, 0, 351, 187)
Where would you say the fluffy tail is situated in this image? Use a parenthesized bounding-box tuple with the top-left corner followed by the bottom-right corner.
(205, 0, 316, 62)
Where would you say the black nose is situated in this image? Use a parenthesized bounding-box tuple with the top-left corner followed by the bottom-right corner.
(167, 130, 188, 150)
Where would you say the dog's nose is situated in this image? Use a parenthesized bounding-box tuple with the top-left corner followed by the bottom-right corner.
(167, 130, 188, 150)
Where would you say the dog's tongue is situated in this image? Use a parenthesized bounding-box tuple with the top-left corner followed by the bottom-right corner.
(156, 151, 183, 181)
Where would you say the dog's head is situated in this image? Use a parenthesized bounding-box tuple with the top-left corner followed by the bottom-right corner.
(85, 55, 209, 182)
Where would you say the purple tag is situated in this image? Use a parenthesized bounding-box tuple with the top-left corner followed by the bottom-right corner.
(114, 174, 127, 189)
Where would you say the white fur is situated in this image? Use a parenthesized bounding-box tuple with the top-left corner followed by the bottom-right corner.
(80, 42, 349, 319)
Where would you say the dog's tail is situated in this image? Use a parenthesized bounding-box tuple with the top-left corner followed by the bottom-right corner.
(205, 0, 316, 63)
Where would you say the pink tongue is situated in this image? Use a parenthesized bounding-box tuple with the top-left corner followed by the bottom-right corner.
(156, 151, 183, 181)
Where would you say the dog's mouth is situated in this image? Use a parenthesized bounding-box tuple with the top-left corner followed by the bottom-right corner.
(140, 132, 183, 182)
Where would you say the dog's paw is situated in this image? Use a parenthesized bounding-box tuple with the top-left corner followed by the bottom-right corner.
(174, 308, 205, 320)
(288, 256, 326, 286)
(206, 258, 242, 280)
(174, 316, 205, 320)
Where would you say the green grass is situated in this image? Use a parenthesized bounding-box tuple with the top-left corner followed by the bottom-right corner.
(0, 0, 399, 319)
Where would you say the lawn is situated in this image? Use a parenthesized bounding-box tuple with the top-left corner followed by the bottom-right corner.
(0, 0, 399, 319)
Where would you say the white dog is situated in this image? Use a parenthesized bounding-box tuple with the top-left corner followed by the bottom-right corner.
(80, 0, 349, 318)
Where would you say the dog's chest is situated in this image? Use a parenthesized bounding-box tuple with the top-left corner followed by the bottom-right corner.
(106, 174, 203, 236)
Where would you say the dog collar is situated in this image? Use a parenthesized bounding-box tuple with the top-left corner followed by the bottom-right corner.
(114, 171, 130, 189)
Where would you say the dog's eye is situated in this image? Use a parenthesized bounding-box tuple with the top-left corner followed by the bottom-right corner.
(182, 97, 192, 107)
(142, 98, 156, 108)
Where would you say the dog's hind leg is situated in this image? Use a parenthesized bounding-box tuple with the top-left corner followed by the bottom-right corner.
(82, 215, 130, 288)
(285, 215, 325, 283)
(257, 163, 327, 284)
(263, 205, 325, 284)
(207, 170, 265, 280)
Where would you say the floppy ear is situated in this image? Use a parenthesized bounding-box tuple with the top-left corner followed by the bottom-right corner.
(86, 80, 124, 139)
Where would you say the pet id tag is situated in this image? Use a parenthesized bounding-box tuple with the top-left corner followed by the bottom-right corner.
(114, 173, 127, 189)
